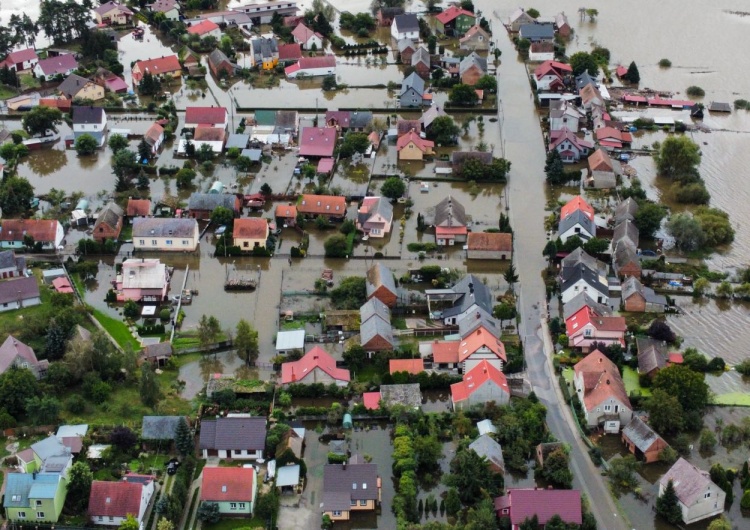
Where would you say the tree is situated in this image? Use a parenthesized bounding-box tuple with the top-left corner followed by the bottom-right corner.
(22, 106, 63, 136)
(492, 303, 516, 328)
(716, 280, 733, 298)
(330, 276, 367, 309)
(75, 133, 99, 155)
(693, 276, 710, 296)
(464, 498, 498, 530)
(210, 206, 235, 229)
(381, 176, 406, 199)
(110, 426, 138, 451)
(0, 368, 38, 416)
(526, 8, 540, 18)
(65, 462, 93, 513)
(708, 516, 732, 530)
(653, 364, 710, 412)
(139, 72, 162, 95)
(124, 300, 140, 319)
(646, 389, 684, 435)
(504, 264, 519, 292)
(0, 176, 33, 218)
(235, 319, 259, 366)
(634, 203, 666, 238)
(343, 344, 367, 373)
(475, 74, 497, 92)
(157, 519, 175, 530)
(197, 502, 221, 523)
(585, 8, 599, 21)
(656, 479, 683, 524)
(175, 417, 194, 457)
(536, 447, 573, 488)
(444, 449, 502, 505)
(449, 83, 479, 106)
(699, 428, 717, 452)
(196, 143, 215, 162)
(694, 207, 735, 247)
(140, 363, 161, 408)
(138, 138, 152, 162)
(607, 454, 639, 492)
(260, 183, 273, 196)
(457, 157, 510, 181)
(648, 320, 676, 343)
(623, 61, 640, 84)
(339, 132, 370, 158)
(543, 240, 558, 265)
(198, 315, 222, 351)
(426, 115, 460, 145)
(25, 396, 61, 425)
(444, 487, 461, 516)
(569, 52, 599, 76)
(321, 74, 338, 91)
(582, 237, 609, 255)
(119, 514, 140, 530)
(654, 135, 701, 181)
(108, 133, 129, 153)
(544, 149, 565, 185)
(324, 233, 350, 258)
(176, 168, 197, 188)
(519, 516, 539, 530)
(668, 213, 705, 251)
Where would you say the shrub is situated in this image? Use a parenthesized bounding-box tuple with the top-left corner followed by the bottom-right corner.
(659, 58, 672, 68)
(686, 86, 705, 97)
(66, 395, 87, 414)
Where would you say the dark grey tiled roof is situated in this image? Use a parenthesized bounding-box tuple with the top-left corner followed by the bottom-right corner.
(73, 106, 105, 125)
(199, 417, 267, 451)
(322, 459, 379, 506)
(614, 198, 639, 224)
(442, 274, 493, 318)
(365, 262, 397, 297)
(393, 13, 419, 33)
(559, 210, 595, 239)
(188, 193, 237, 211)
(142, 416, 182, 440)
(560, 263, 608, 297)
(133, 218, 198, 238)
(400, 71, 424, 96)
(93, 202, 123, 231)
(434, 195, 467, 227)
(360, 298, 391, 324)
(458, 306, 501, 338)
(623, 416, 663, 453)
(469, 434, 504, 471)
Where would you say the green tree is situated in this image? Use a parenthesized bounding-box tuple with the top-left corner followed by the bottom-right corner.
(174, 417, 194, 457)
(176, 168, 197, 188)
(321, 74, 337, 91)
(536, 447, 573, 488)
(668, 213, 705, 251)
(381, 176, 406, 199)
(653, 364, 710, 412)
(464, 498, 498, 530)
(707, 515, 732, 530)
(0, 368, 39, 416)
(112, 148, 138, 179)
(545, 149, 565, 185)
(123, 300, 140, 319)
(444, 448, 503, 505)
(196, 143, 215, 162)
(324, 233, 350, 258)
(444, 487, 461, 516)
(235, 319, 259, 366)
(654, 135, 701, 181)
(699, 428, 717, 452)
(608, 454, 639, 492)
(634, 203, 667, 238)
(426, 115, 460, 145)
(75, 133, 99, 155)
(519, 515, 539, 530)
(139, 362, 161, 408)
(716, 281, 733, 298)
(475, 74, 497, 92)
(624, 61, 640, 83)
(25, 395, 61, 425)
(457, 157, 510, 181)
(0, 176, 34, 217)
(210, 206, 235, 229)
(197, 502, 221, 523)
(569, 52, 599, 76)
(504, 264, 519, 292)
(157, 519, 175, 530)
(585, 8, 598, 21)
(65, 461, 94, 513)
(646, 389, 684, 435)
(516, 38, 531, 52)
(343, 344, 367, 373)
(449, 83, 479, 106)
(330, 276, 367, 309)
(119, 514, 140, 530)
(543, 240, 558, 265)
(22, 106, 63, 136)
(198, 315, 222, 351)
(139, 72, 162, 95)
(693, 276, 710, 296)
(492, 302, 516, 327)
(526, 8, 540, 18)
(582, 237, 609, 255)
(339, 132, 370, 158)
(138, 138, 152, 162)
(694, 207, 735, 247)
(656, 479, 683, 524)
(108, 133, 129, 153)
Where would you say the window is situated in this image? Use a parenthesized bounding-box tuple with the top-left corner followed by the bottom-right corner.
(584, 328, 592, 337)
(704, 492, 711, 499)
(37, 512, 45, 519)
(182, 240, 189, 245)
(11, 495, 21, 502)
(239, 503, 246, 509)
(139, 240, 145, 245)
(333, 511, 342, 516)
(166, 240, 173, 245)
(230, 503, 237, 510)
(17, 512, 26, 519)
(99, 516, 104, 521)
(35, 500, 42, 507)
(604, 405, 611, 412)
(109, 516, 114, 522)
(351, 500, 357, 506)
(243, 242, 249, 248)
(360, 500, 367, 506)
(152, 240, 157, 245)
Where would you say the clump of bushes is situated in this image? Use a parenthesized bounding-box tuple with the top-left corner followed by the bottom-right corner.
(658, 58, 672, 68)
(686, 86, 705, 97)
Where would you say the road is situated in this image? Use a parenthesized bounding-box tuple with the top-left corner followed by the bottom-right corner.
(492, 17, 629, 530)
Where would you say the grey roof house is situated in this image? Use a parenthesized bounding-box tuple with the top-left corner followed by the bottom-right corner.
(142, 416, 183, 440)
(399, 71, 426, 108)
(322, 455, 380, 519)
(199, 416, 267, 460)
(658, 458, 725, 525)
(622, 276, 667, 313)
(518, 23, 555, 42)
(365, 262, 398, 307)
(614, 198, 639, 224)
(457, 305, 501, 338)
(427, 273, 493, 325)
(558, 209, 596, 242)
(469, 434, 505, 473)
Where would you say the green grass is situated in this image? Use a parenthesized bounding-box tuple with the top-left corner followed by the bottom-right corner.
(280, 320, 305, 330)
(562, 367, 574, 385)
(0, 84, 16, 99)
(187, 487, 200, 530)
(203, 517, 266, 530)
(92, 308, 141, 351)
(18, 72, 40, 90)
(713, 393, 750, 406)
(622, 366, 651, 397)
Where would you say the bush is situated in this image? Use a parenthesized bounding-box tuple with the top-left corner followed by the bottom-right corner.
(66, 395, 87, 414)
(406, 242, 438, 253)
(686, 86, 705, 97)
(734, 99, 750, 110)
(659, 58, 672, 68)
(159, 308, 171, 321)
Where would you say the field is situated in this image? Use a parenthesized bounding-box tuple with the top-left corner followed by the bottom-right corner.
(622, 366, 652, 397)
(92, 308, 142, 351)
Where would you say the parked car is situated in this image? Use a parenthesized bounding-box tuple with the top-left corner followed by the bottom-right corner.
(166, 459, 180, 475)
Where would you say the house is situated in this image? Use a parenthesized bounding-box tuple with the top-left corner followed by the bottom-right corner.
(284, 55, 336, 78)
(278, 43, 302, 65)
(88, 476, 155, 527)
(298, 127, 337, 158)
(57, 74, 105, 101)
(233, 218, 269, 251)
(477, 418, 498, 436)
(561, 265, 609, 308)
(575, 72, 597, 91)
(622, 416, 668, 463)
(389, 358, 424, 375)
(0, 277, 41, 312)
(559, 210, 596, 242)
(428, 273, 492, 325)
(275, 329, 305, 355)
(421, 105, 447, 132)
(0, 48, 38, 72)
(131, 55, 182, 84)
(399, 71, 428, 108)
(0, 249, 26, 278)
(529, 41, 555, 61)
(435, 6, 476, 36)
(411, 47, 430, 78)
(93, 2, 133, 25)
(397, 38, 416, 64)
(535, 61, 573, 91)
(586, 148, 619, 188)
(187, 193, 241, 219)
(554, 12, 571, 37)
(377, 6, 404, 26)
(143, 122, 165, 156)
(467, 232, 513, 260)
(325, 110, 351, 130)
(0, 219, 64, 249)
(297, 194, 346, 219)
(613, 242, 642, 279)
(459, 25, 491, 51)
(566, 307, 626, 352)
(199, 416, 267, 460)
(391, 13, 420, 41)
(322, 455, 381, 522)
(636, 337, 669, 377)
(549, 99, 583, 131)
(230, 1, 299, 23)
(457, 305, 501, 338)
(115, 259, 169, 302)
(579, 83, 605, 110)
(208, 49, 234, 78)
(56, 424, 87, 455)
(281, 346, 350, 386)
(250, 38, 279, 70)
(573, 350, 632, 431)
(147, 0, 180, 20)
(183, 125, 226, 153)
(0, 335, 48, 379)
(132, 218, 200, 251)
(560, 247, 607, 278)
(549, 127, 592, 163)
(596, 126, 633, 150)
(468, 434, 505, 473)
(275, 204, 297, 227)
(622, 276, 667, 313)
(359, 299, 394, 351)
(658, 458, 725, 525)
(612, 219, 639, 253)
(365, 262, 397, 307)
(457, 326, 507, 372)
(201, 467, 257, 516)
(72, 106, 107, 147)
(518, 23, 554, 42)
(614, 198, 639, 224)
(4, 473, 66, 523)
(140, 342, 174, 366)
(432, 195, 467, 245)
(291, 22, 323, 50)
(185, 106, 229, 129)
(187, 19, 222, 39)
(397, 129, 435, 161)
(459, 52, 487, 86)
(93, 203, 124, 242)
(451, 360, 510, 410)
(508, 8, 535, 32)
(494, 489, 582, 529)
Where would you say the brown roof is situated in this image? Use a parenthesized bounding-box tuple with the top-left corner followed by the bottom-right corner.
(0, 219, 59, 243)
(467, 232, 512, 252)
(275, 204, 297, 218)
(588, 148, 614, 172)
(298, 194, 346, 216)
(194, 125, 226, 142)
(88, 480, 145, 517)
(573, 350, 631, 411)
(127, 199, 152, 217)
(144, 122, 164, 146)
(233, 218, 269, 240)
(201, 467, 255, 502)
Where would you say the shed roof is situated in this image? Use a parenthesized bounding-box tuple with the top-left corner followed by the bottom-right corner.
(622, 416, 665, 453)
(275, 329, 306, 351)
(469, 434, 504, 471)
(141, 416, 182, 440)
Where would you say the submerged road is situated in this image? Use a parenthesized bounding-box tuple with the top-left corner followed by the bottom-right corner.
(491, 16, 629, 530)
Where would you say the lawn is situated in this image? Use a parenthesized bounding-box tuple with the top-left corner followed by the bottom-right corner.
(92, 308, 141, 351)
(713, 393, 750, 406)
(622, 366, 651, 397)
(562, 367, 574, 385)
(18, 72, 40, 90)
(0, 84, 16, 99)
(203, 517, 266, 530)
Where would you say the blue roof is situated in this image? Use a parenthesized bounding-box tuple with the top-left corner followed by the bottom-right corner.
(4, 474, 61, 508)
(241, 148, 262, 161)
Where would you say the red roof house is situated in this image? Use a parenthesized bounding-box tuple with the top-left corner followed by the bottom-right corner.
(431, 340, 460, 367)
(560, 196, 595, 221)
(668, 352, 684, 365)
(549, 127, 593, 163)
(396, 129, 435, 160)
(0, 48, 39, 71)
(278, 43, 302, 63)
(363, 391, 381, 410)
(185, 106, 228, 128)
(0, 219, 63, 248)
(595, 126, 633, 149)
(298, 127, 337, 158)
(534, 60, 572, 79)
(187, 19, 220, 36)
(131, 55, 182, 84)
(458, 326, 507, 371)
(565, 306, 626, 352)
(450, 360, 510, 410)
(284, 55, 336, 78)
(275, 204, 297, 226)
(389, 359, 425, 375)
(494, 488, 582, 529)
(297, 194, 346, 218)
(281, 346, 350, 386)
(201, 467, 258, 514)
(88, 476, 155, 526)
(615, 65, 628, 79)
(573, 349, 632, 431)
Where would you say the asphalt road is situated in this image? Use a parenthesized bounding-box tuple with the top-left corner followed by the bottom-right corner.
(492, 19, 629, 530)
